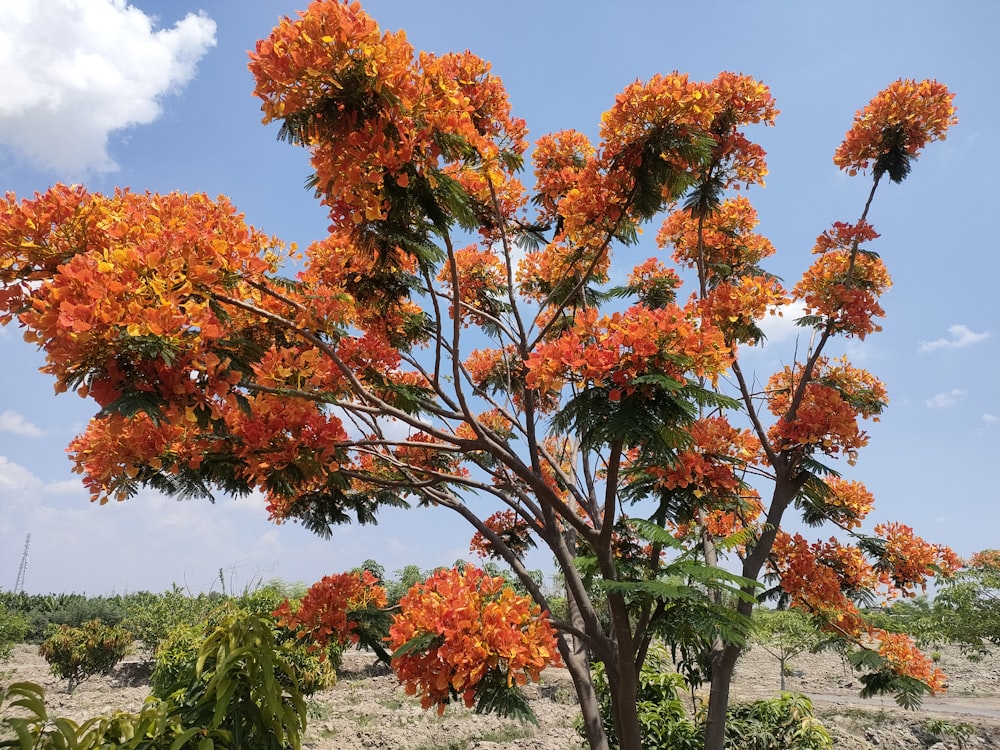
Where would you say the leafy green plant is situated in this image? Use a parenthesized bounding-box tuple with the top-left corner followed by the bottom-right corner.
(725, 694, 832, 750)
(151, 601, 336, 702)
(585, 644, 832, 749)
(751, 609, 822, 690)
(586, 645, 702, 750)
(0, 680, 212, 749)
(923, 717, 975, 749)
(168, 610, 306, 749)
(0, 606, 28, 661)
(37, 619, 132, 692)
(121, 586, 218, 656)
(1, 612, 309, 750)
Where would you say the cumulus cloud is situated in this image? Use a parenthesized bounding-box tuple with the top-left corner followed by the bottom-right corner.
(984, 413, 998, 425)
(0, 0, 216, 175)
(919, 324, 990, 353)
(925, 389, 965, 409)
(754, 301, 810, 348)
(0, 410, 44, 437)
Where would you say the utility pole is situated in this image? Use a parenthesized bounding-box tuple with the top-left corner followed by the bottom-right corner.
(14, 533, 30, 593)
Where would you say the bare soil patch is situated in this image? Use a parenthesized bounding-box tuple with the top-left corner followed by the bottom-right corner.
(3, 643, 1000, 749)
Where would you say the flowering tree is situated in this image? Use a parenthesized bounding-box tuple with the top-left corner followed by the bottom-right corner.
(0, 2, 960, 748)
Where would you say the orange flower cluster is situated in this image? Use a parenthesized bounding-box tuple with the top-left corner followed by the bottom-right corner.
(834, 79, 957, 176)
(700, 276, 789, 344)
(968, 549, 1000, 572)
(767, 357, 886, 464)
(531, 130, 595, 223)
(525, 303, 731, 400)
(771, 531, 863, 627)
(873, 630, 947, 693)
(249, 1, 526, 228)
(437, 244, 508, 327)
(273, 570, 387, 649)
(873, 522, 962, 594)
(519, 73, 775, 314)
(669, 491, 764, 544)
(626, 258, 681, 303)
(706, 72, 779, 188)
(469, 509, 538, 560)
(0, 187, 278, 391)
(793, 221, 890, 339)
(658, 196, 776, 278)
(388, 565, 560, 714)
(770, 521, 960, 683)
(599, 71, 776, 188)
(394, 431, 466, 479)
(822, 478, 875, 530)
(650, 416, 758, 498)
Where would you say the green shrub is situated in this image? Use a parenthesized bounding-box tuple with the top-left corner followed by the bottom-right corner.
(0, 606, 29, 661)
(586, 645, 702, 750)
(37, 619, 132, 692)
(120, 586, 218, 657)
(151, 601, 336, 702)
(584, 644, 832, 749)
(725, 693, 832, 749)
(167, 610, 307, 749)
(1, 614, 308, 749)
(924, 718, 975, 749)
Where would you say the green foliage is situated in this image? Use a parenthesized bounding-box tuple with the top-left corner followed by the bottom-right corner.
(386, 564, 426, 607)
(584, 644, 832, 749)
(925, 552, 1000, 658)
(121, 586, 219, 656)
(0, 680, 193, 749)
(0, 592, 127, 643)
(1, 614, 309, 748)
(168, 611, 306, 750)
(37, 620, 132, 693)
(845, 647, 933, 710)
(923, 718, 975, 749)
(587, 646, 701, 750)
(471, 666, 537, 725)
(750, 609, 822, 690)
(151, 600, 337, 702)
(149, 622, 204, 699)
(725, 694, 832, 750)
(0, 606, 28, 661)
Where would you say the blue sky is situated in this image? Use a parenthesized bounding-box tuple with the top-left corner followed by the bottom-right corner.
(1, 0, 997, 595)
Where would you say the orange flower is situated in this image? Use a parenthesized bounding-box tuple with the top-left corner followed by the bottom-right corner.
(274, 570, 387, 650)
(388, 565, 559, 714)
(834, 79, 957, 179)
(469, 509, 538, 560)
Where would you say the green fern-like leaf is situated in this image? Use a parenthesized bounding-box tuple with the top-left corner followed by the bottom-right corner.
(472, 667, 538, 724)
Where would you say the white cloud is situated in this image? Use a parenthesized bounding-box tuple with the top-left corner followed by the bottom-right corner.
(925, 389, 965, 409)
(983, 413, 998, 425)
(0, 410, 44, 437)
(755, 301, 810, 348)
(0, 0, 216, 175)
(919, 324, 990, 353)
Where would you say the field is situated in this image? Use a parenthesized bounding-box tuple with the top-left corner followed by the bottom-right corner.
(4, 640, 999, 749)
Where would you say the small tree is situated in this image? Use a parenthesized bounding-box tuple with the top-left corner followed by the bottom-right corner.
(0, 604, 28, 661)
(750, 609, 821, 691)
(927, 550, 1000, 659)
(38, 620, 131, 693)
(0, 2, 961, 747)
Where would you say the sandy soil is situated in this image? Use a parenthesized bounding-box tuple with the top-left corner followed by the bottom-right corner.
(3, 642, 1000, 749)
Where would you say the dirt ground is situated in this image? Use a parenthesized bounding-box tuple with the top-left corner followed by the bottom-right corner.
(3, 642, 1000, 749)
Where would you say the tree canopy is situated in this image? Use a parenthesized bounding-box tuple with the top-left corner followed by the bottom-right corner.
(0, 3, 962, 748)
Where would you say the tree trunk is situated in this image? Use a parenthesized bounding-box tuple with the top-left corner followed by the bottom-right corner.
(607, 660, 643, 750)
(703, 641, 742, 750)
(560, 641, 609, 750)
